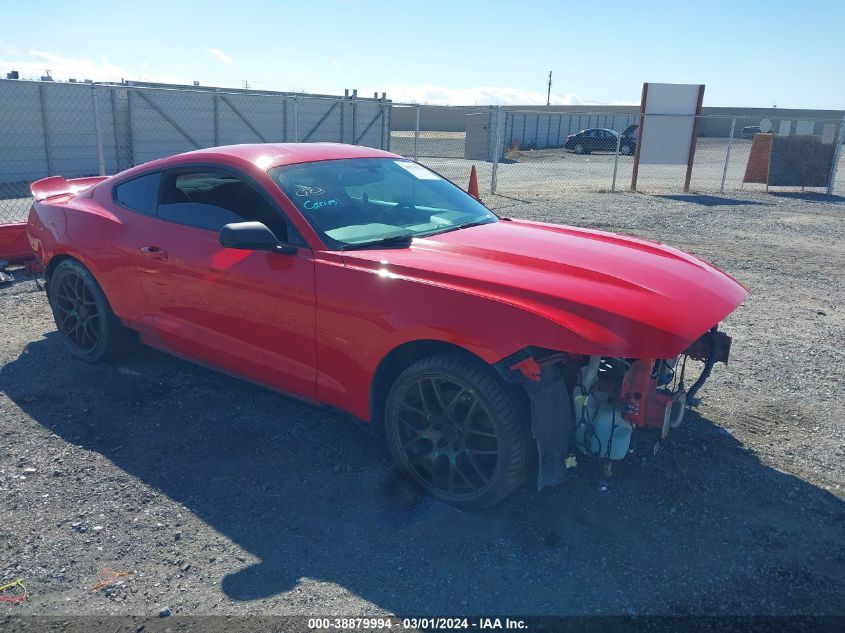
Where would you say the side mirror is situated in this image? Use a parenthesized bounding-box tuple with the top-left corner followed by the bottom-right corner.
(219, 221, 296, 254)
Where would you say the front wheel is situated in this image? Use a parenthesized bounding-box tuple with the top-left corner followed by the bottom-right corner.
(384, 353, 529, 508)
(48, 259, 135, 362)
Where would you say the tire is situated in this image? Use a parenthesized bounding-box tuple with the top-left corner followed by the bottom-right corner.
(384, 353, 529, 508)
(48, 259, 135, 362)
(574, 143, 586, 155)
(620, 143, 633, 156)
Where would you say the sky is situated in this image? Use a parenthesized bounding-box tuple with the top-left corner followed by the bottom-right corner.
(1, 0, 843, 109)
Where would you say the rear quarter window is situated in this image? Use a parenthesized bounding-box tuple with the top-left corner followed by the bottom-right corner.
(114, 173, 161, 216)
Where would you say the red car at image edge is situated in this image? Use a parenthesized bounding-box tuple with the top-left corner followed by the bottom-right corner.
(26, 143, 748, 507)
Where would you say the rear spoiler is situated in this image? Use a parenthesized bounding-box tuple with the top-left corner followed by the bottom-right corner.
(30, 175, 108, 201)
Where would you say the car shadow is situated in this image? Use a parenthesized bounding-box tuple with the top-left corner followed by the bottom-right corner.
(654, 194, 769, 207)
(2, 335, 844, 615)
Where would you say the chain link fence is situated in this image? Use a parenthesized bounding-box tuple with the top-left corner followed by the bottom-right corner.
(387, 104, 500, 207)
(3, 78, 844, 231)
(0, 79, 390, 225)
(0, 80, 108, 224)
(388, 107, 845, 203)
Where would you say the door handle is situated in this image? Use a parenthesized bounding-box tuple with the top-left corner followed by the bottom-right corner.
(139, 246, 168, 259)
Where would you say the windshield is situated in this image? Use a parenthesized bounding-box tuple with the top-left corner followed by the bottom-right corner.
(269, 158, 497, 249)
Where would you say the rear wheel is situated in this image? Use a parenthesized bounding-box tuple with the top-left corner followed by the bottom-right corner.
(48, 259, 135, 362)
(574, 143, 586, 155)
(384, 353, 529, 508)
(620, 143, 634, 156)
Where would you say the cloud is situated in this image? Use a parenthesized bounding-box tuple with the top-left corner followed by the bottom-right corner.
(0, 49, 130, 82)
(372, 83, 584, 106)
(207, 48, 233, 65)
(0, 52, 631, 107)
(0, 49, 198, 85)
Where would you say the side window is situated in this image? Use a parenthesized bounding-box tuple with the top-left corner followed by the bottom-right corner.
(158, 170, 298, 243)
(114, 172, 161, 215)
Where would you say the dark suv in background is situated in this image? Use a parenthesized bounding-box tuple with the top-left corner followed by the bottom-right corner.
(564, 127, 636, 155)
(739, 125, 761, 139)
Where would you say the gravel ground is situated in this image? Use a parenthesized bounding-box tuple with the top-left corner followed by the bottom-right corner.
(0, 190, 843, 619)
(421, 139, 845, 201)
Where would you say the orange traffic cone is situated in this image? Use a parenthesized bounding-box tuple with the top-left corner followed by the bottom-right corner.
(468, 165, 482, 201)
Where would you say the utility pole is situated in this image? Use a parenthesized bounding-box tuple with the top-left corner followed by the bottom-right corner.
(546, 71, 552, 106)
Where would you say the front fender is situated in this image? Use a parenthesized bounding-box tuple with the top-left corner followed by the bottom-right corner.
(315, 257, 605, 420)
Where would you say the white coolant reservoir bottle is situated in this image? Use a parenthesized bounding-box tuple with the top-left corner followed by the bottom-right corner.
(573, 356, 633, 460)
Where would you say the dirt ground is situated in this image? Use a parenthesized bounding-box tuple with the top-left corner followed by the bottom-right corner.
(0, 190, 843, 619)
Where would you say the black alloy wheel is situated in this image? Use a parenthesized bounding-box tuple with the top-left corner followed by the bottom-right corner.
(48, 259, 135, 362)
(385, 353, 529, 507)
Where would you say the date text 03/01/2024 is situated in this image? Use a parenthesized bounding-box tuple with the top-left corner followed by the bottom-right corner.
(307, 617, 528, 630)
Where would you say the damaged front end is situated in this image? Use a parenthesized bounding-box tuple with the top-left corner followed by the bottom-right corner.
(497, 327, 733, 489)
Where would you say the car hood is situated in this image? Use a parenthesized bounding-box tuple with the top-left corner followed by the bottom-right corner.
(341, 219, 748, 358)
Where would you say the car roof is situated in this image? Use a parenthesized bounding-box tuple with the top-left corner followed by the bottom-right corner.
(186, 142, 398, 166)
(115, 143, 400, 180)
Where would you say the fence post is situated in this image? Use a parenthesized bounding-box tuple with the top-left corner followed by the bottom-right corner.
(351, 90, 357, 145)
(827, 116, 845, 196)
(109, 88, 123, 170)
(213, 94, 220, 146)
(91, 86, 106, 176)
(413, 104, 420, 161)
(293, 95, 299, 142)
(380, 94, 388, 151)
(631, 84, 647, 191)
(340, 94, 345, 144)
(720, 118, 736, 194)
(125, 88, 136, 168)
(684, 112, 704, 192)
(491, 106, 504, 195)
(611, 128, 622, 192)
(38, 84, 53, 175)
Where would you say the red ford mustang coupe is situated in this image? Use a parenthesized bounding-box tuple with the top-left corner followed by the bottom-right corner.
(27, 143, 747, 507)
